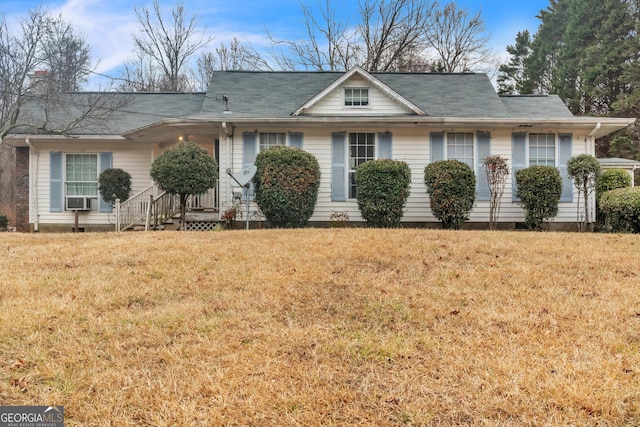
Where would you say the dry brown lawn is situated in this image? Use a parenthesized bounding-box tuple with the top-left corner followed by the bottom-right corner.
(0, 228, 639, 426)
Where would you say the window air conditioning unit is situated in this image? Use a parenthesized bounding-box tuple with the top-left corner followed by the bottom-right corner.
(66, 197, 93, 211)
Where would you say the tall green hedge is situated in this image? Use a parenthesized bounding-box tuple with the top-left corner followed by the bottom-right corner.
(515, 165, 562, 230)
(596, 169, 631, 201)
(424, 160, 476, 229)
(254, 146, 321, 228)
(599, 187, 640, 233)
(355, 159, 411, 227)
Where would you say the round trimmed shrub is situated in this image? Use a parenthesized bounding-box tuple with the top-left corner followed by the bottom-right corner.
(254, 146, 321, 228)
(596, 168, 631, 202)
(599, 187, 640, 233)
(355, 159, 411, 227)
(99, 168, 132, 205)
(151, 141, 218, 229)
(424, 160, 476, 229)
(515, 165, 562, 230)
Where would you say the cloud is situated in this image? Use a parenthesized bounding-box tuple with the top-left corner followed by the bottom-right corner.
(50, 0, 139, 74)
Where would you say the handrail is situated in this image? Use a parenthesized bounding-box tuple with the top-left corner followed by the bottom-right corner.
(116, 185, 217, 231)
(115, 184, 157, 231)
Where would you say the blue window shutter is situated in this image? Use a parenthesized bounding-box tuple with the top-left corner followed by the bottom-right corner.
(289, 132, 303, 150)
(242, 132, 257, 165)
(512, 132, 527, 201)
(50, 151, 64, 212)
(378, 132, 392, 159)
(99, 152, 113, 213)
(242, 132, 257, 201)
(430, 132, 444, 163)
(558, 133, 573, 202)
(476, 132, 491, 201)
(331, 132, 346, 201)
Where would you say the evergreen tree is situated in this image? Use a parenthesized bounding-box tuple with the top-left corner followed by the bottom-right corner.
(497, 30, 533, 94)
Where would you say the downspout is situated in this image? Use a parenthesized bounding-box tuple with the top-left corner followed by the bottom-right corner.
(586, 122, 602, 225)
(24, 138, 39, 231)
(222, 122, 234, 210)
(587, 122, 601, 156)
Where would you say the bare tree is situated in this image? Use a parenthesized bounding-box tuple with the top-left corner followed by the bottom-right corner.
(425, 2, 493, 73)
(119, 51, 166, 92)
(123, 0, 212, 92)
(41, 14, 92, 92)
(269, 0, 359, 71)
(360, 0, 436, 71)
(0, 8, 128, 215)
(268, 0, 491, 74)
(194, 38, 271, 90)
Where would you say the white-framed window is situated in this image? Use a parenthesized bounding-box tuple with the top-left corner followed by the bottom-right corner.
(430, 131, 491, 200)
(65, 154, 98, 197)
(528, 133, 556, 166)
(50, 151, 112, 213)
(446, 132, 475, 168)
(259, 132, 286, 151)
(512, 132, 573, 202)
(344, 87, 369, 107)
(331, 131, 392, 201)
(348, 132, 376, 198)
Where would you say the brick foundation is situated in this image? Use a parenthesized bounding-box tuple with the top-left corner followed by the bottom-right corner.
(15, 147, 30, 232)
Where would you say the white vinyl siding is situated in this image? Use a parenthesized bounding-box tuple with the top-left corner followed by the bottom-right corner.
(37, 142, 153, 226)
(221, 127, 585, 226)
(306, 76, 409, 116)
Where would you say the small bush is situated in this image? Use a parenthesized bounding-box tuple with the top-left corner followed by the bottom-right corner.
(424, 160, 476, 229)
(596, 169, 631, 202)
(516, 166, 562, 230)
(98, 168, 132, 205)
(599, 187, 640, 233)
(254, 146, 321, 228)
(329, 211, 350, 228)
(355, 159, 411, 227)
(0, 212, 8, 231)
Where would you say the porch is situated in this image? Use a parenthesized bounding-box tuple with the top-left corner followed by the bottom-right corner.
(115, 184, 219, 231)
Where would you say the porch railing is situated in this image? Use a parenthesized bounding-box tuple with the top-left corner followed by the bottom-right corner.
(115, 185, 217, 231)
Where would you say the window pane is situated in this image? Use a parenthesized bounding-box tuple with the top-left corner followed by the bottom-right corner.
(446, 133, 474, 168)
(348, 132, 375, 198)
(345, 88, 369, 107)
(529, 133, 555, 166)
(259, 132, 286, 151)
(65, 154, 98, 197)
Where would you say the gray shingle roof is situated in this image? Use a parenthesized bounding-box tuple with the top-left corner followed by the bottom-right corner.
(198, 70, 518, 119)
(15, 92, 205, 135)
(12, 70, 583, 137)
(499, 95, 574, 119)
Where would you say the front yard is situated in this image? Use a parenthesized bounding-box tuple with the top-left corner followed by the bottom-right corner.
(0, 229, 638, 425)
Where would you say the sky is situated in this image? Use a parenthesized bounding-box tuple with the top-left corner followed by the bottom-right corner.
(3, 0, 551, 88)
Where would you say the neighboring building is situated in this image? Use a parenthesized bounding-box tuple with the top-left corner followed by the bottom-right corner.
(4, 67, 635, 231)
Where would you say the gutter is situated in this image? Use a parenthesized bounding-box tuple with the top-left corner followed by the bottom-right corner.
(24, 138, 38, 232)
(588, 122, 602, 137)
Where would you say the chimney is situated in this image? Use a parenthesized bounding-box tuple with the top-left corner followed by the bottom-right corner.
(28, 70, 51, 95)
